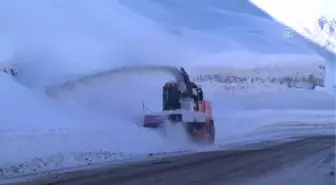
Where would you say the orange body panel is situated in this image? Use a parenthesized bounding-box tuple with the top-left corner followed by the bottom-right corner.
(201, 100, 213, 120)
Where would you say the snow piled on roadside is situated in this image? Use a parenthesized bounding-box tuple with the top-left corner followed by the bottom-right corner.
(189, 64, 325, 91)
(215, 111, 335, 147)
(0, 123, 199, 180)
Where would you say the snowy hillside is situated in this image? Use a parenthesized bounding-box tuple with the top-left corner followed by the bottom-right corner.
(316, 16, 336, 50)
(0, 0, 335, 182)
(251, 0, 335, 52)
(250, 0, 335, 91)
(0, 0, 330, 72)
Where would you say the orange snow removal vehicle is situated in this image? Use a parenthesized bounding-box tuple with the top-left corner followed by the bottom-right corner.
(143, 67, 215, 144)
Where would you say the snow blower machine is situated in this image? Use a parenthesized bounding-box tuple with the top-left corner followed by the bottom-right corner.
(143, 67, 215, 144)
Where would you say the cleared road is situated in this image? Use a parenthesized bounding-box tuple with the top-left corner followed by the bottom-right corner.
(11, 135, 335, 185)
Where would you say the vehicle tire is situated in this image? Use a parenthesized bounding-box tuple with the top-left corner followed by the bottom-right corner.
(208, 120, 215, 144)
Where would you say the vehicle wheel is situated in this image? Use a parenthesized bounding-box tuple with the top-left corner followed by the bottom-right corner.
(208, 120, 215, 144)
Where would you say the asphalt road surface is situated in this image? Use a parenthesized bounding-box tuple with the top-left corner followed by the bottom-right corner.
(10, 135, 335, 185)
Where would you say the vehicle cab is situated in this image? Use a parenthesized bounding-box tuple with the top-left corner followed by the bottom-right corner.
(162, 81, 181, 111)
(162, 81, 205, 111)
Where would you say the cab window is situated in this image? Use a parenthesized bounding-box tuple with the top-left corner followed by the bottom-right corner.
(163, 83, 181, 110)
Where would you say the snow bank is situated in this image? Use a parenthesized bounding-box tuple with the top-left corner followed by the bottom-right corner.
(189, 64, 324, 91)
(0, 126, 195, 180)
(214, 110, 335, 146)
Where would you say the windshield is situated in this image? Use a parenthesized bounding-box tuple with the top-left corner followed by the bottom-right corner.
(162, 85, 181, 110)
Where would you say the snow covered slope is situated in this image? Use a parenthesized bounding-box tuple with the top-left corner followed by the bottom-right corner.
(0, 0, 335, 182)
(250, 0, 335, 90)
(0, 0, 330, 73)
(251, 0, 335, 52)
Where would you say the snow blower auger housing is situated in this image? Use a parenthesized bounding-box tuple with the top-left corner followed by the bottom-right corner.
(143, 67, 215, 144)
